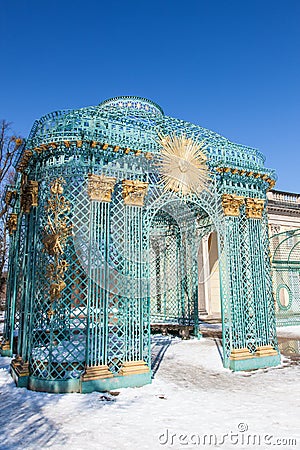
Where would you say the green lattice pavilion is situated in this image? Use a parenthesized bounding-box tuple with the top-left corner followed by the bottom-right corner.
(1, 96, 281, 393)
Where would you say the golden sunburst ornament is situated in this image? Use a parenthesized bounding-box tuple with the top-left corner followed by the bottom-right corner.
(157, 133, 210, 196)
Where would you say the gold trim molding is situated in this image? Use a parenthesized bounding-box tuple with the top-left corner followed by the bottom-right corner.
(88, 173, 116, 202)
(222, 193, 244, 217)
(245, 198, 265, 219)
(16, 149, 33, 172)
(216, 167, 276, 190)
(122, 180, 149, 207)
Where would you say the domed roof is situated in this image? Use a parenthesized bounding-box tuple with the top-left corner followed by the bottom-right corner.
(22, 96, 276, 178)
(99, 96, 164, 116)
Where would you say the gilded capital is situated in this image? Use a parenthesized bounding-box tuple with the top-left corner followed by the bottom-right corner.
(222, 194, 244, 217)
(122, 179, 149, 207)
(7, 213, 18, 235)
(5, 189, 15, 206)
(88, 174, 116, 202)
(245, 198, 265, 219)
(21, 180, 39, 213)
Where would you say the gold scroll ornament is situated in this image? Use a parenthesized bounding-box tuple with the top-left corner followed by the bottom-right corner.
(222, 194, 244, 217)
(42, 178, 72, 311)
(122, 180, 149, 207)
(88, 173, 116, 202)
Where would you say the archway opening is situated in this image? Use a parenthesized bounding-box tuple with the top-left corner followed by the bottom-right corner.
(147, 198, 222, 340)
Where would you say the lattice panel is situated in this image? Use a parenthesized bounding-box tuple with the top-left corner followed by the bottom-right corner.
(270, 228, 300, 327)
(29, 173, 89, 380)
(3, 213, 24, 343)
(15, 214, 27, 355)
(150, 229, 182, 323)
(273, 270, 300, 326)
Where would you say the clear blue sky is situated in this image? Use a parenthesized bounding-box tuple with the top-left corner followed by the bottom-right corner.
(1, 0, 299, 192)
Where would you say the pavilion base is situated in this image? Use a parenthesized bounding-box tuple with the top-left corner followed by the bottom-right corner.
(10, 364, 152, 394)
(0, 349, 12, 357)
(81, 371, 152, 393)
(229, 346, 281, 371)
(28, 376, 81, 393)
(10, 359, 30, 388)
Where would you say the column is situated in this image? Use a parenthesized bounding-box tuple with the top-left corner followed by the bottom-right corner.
(221, 193, 280, 370)
(0, 213, 18, 356)
(244, 198, 279, 358)
(118, 179, 150, 377)
(11, 180, 39, 381)
(82, 174, 116, 382)
(221, 193, 246, 367)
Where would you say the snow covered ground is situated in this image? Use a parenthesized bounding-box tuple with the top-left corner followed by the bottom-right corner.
(0, 333, 299, 450)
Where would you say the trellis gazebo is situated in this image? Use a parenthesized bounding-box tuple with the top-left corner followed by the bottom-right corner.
(1, 96, 280, 393)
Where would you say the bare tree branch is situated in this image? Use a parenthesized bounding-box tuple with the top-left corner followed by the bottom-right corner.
(0, 120, 23, 293)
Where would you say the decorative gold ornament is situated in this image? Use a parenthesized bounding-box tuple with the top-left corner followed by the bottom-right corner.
(122, 179, 149, 206)
(245, 198, 265, 219)
(43, 178, 72, 308)
(6, 213, 18, 235)
(222, 194, 244, 217)
(21, 180, 39, 213)
(13, 137, 23, 147)
(88, 173, 116, 202)
(157, 133, 209, 196)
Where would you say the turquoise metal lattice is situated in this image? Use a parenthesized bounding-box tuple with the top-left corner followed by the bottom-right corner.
(270, 229, 300, 326)
(1, 96, 281, 391)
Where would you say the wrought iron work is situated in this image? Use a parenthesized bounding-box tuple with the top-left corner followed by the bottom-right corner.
(1, 96, 281, 392)
(270, 229, 300, 326)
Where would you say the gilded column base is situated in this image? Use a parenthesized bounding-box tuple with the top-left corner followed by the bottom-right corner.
(0, 339, 11, 351)
(229, 348, 253, 361)
(0, 339, 12, 356)
(119, 360, 150, 376)
(81, 365, 114, 381)
(11, 357, 30, 376)
(229, 347, 281, 371)
(254, 345, 278, 358)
